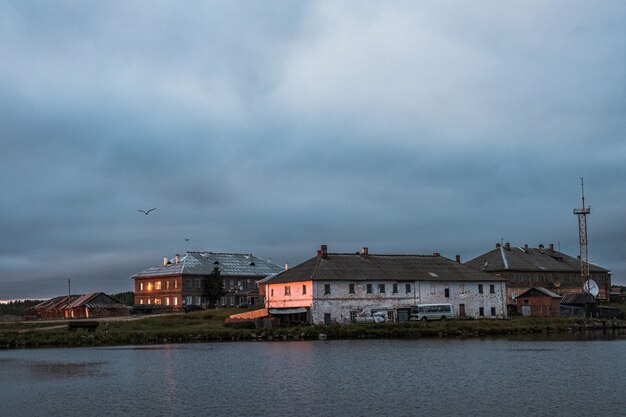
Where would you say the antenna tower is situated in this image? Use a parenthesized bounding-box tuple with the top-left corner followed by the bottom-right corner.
(573, 178, 590, 293)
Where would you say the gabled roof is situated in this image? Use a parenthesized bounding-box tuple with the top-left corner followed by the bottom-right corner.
(264, 253, 505, 284)
(517, 287, 562, 299)
(67, 292, 126, 309)
(465, 245, 609, 273)
(132, 251, 284, 278)
(561, 293, 597, 305)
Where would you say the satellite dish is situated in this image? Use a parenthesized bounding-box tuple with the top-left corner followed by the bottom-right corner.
(584, 279, 599, 297)
(553, 277, 561, 288)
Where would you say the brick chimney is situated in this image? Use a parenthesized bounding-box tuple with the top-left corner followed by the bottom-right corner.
(361, 247, 369, 258)
(549, 243, 554, 251)
(455, 255, 461, 263)
(320, 244, 328, 259)
(175, 254, 180, 264)
(538, 244, 544, 253)
(496, 243, 501, 248)
(432, 252, 440, 257)
(505, 242, 511, 250)
(524, 244, 529, 253)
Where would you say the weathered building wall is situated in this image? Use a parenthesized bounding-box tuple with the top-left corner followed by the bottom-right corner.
(309, 280, 507, 324)
(266, 280, 313, 309)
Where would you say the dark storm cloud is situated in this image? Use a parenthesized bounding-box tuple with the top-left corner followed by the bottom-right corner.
(1, 1, 626, 299)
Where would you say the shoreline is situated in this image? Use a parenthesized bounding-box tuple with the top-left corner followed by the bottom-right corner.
(1, 311, 625, 349)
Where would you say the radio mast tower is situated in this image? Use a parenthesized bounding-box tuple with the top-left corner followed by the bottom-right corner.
(573, 178, 591, 293)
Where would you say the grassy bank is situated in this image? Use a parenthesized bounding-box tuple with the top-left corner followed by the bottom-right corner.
(2, 310, 625, 349)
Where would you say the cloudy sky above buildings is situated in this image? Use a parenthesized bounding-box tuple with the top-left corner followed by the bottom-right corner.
(1, 1, 625, 299)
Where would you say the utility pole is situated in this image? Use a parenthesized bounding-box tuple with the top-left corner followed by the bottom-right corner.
(573, 178, 591, 293)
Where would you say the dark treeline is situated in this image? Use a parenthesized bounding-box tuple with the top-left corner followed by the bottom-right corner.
(110, 291, 134, 306)
(0, 300, 44, 316)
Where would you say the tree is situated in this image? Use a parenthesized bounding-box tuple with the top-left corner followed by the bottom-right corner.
(204, 266, 226, 308)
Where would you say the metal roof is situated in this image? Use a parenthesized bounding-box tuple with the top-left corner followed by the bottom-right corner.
(132, 251, 284, 278)
(264, 253, 505, 284)
(517, 287, 562, 299)
(465, 245, 609, 273)
(561, 293, 597, 305)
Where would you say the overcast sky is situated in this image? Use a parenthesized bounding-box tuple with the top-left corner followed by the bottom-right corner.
(1, 1, 625, 300)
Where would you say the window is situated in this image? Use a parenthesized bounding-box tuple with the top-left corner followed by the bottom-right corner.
(165, 297, 170, 306)
(195, 279, 201, 289)
(349, 283, 355, 294)
(350, 311, 357, 322)
(147, 298, 151, 305)
(284, 286, 291, 296)
(392, 284, 398, 294)
(155, 281, 162, 290)
(140, 282, 144, 291)
(174, 280, 178, 289)
(479, 307, 484, 317)
(478, 284, 483, 294)
(379, 284, 386, 293)
(444, 288, 450, 298)
(511, 274, 516, 283)
(270, 289, 274, 297)
(185, 280, 191, 289)
(302, 285, 307, 295)
(166, 280, 170, 289)
(147, 282, 153, 291)
(324, 284, 331, 295)
(366, 284, 373, 294)
(490, 284, 495, 294)
(173, 297, 178, 306)
(139, 299, 144, 305)
(491, 307, 496, 316)
(405, 283, 411, 293)
(195, 296, 201, 305)
(154, 298, 162, 305)
(230, 280, 234, 290)
(324, 313, 331, 325)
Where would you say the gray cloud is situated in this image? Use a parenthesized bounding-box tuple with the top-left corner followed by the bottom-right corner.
(1, 1, 625, 299)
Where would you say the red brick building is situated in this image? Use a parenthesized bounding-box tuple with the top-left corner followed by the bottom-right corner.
(465, 243, 611, 303)
(132, 251, 284, 310)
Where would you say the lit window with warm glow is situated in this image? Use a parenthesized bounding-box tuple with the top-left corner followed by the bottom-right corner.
(147, 282, 153, 291)
(140, 282, 144, 291)
(166, 297, 170, 306)
(147, 299, 151, 305)
(166, 280, 170, 290)
(174, 280, 178, 289)
(155, 281, 162, 290)
(173, 297, 178, 306)
(140, 299, 144, 305)
(155, 298, 161, 305)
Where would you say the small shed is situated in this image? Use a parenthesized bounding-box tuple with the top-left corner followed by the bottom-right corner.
(516, 287, 562, 317)
(560, 293, 597, 317)
(67, 293, 129, 319)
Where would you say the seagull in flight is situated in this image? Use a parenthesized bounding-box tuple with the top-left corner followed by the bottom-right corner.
(137, 208, 157, 215)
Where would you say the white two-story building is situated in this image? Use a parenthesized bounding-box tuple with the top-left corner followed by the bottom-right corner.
(262, 245, 508, 325)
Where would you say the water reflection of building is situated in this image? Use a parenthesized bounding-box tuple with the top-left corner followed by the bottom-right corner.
(132, 252, 284, 310)
(244, 245, 507, 325)
(465, 243, 611, 303)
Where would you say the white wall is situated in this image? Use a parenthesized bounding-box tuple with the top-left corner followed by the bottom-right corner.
(310, 280, 507, 324)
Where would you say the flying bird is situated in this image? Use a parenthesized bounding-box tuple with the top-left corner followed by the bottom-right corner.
(185, 238, 190, 242)
(137, 208, 157, 215)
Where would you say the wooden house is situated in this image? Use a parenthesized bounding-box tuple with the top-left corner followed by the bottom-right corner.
(515, 287, 562, 317)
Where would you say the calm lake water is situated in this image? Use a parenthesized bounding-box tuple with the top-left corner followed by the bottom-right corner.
(1, 336, 625, 417)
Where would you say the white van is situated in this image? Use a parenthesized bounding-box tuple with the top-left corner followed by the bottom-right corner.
(410, 304, 454, 321)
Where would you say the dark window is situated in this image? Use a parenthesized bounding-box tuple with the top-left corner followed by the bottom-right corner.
(350, 311, 356, 322)
(324, 284, 331, 295)
(379, 284, 386, 293)
(479, 307, 484, 317)
(405, 283, 411, 293)
(491, 307, 496, 316)
(284, 286, 291, 296)
(349, 283, 355, 294)
(392, 284, 398, 294)
(366, 284, 373, 294)
(444, 288, 450, 298)
(302, 285, 307, 295)
(478, 284, 483, 294)
(324, 313, 331, 325)
(490, 284, 495, 294)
